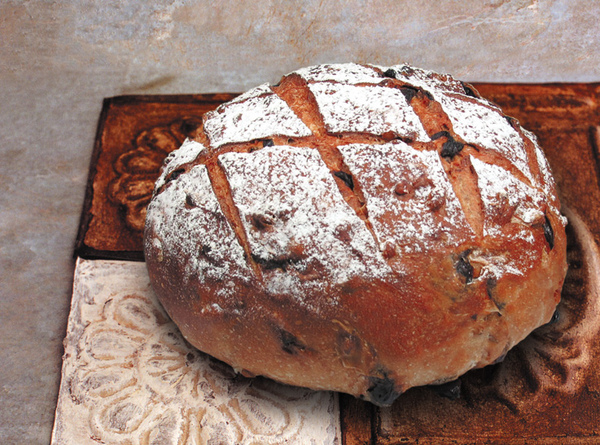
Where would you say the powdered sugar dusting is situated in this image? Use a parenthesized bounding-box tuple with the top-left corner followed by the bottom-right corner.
(218, 146, 391, 300)
(522, 128, 566, 224)
(388, 64, 533, 182)
(228, 83, 272, 104)
(295, 63, 383, 84)
(154, 138, 207, 190)
(308, 82, 430, 142)
(146, 164, 252, 295)
(339, 141, 475, 254)
(438, 93, 534, 182)
(470, 156, 545, 238)
(388, 64, 465, 95)
(203, 92, 312, 148)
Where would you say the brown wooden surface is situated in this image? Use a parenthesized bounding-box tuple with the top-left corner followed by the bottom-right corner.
(75, 85, 600, 443)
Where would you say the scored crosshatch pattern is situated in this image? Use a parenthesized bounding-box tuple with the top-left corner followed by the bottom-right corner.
(338, 141, 476, 255)
(70, 74, 600, 443)
(76, 81, 600, 261)
(218, 146, 392, 298)
(149, 63, 564, 290)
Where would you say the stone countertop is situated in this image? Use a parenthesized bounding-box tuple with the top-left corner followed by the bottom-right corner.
(1, 1, 599, 443)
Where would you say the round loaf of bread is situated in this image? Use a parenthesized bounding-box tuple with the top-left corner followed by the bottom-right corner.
(144, 63, 568, 406)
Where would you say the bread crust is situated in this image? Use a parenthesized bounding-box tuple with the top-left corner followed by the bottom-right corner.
(144, 63, 568, 406)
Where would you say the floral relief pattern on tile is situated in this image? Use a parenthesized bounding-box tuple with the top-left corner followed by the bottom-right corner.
(52, 259, 340, 445)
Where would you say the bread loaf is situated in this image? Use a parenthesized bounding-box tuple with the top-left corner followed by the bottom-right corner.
(144, 63, 568, 406)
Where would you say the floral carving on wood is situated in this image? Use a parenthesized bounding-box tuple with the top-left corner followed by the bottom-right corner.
(108, 117, 203, 232)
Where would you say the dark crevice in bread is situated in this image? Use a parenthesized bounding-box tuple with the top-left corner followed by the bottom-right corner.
(460, 81, 481, 99)
(204, 154, 264, 280)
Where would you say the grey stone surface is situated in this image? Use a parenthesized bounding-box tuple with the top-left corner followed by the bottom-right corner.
(0, 1, 598, 443)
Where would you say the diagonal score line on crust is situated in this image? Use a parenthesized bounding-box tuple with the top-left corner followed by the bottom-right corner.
(379, 69, 488, 240)
(204, 154, 265, 281)
(271, 72, 384, 250)
(149, 137, 265, 282)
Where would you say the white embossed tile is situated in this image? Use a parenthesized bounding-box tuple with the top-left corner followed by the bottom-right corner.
(51, 258, 340, 445)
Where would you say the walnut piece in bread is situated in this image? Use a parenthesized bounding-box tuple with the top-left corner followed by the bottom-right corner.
(144, 63, 568, 406)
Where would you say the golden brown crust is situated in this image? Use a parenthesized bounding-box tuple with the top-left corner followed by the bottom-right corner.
(144, 63, 568, 406)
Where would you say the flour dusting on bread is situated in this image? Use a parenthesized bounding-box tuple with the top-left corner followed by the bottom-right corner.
(144, 63, 568, 406)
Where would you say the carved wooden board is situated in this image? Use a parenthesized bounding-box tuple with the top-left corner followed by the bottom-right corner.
(64, 84, 600, 444)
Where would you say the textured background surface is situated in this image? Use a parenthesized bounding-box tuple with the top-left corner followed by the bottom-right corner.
(1, 1, 599, 443)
